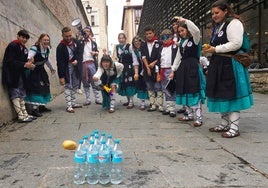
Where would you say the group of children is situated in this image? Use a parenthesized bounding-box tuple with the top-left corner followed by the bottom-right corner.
(2, 0, 253, 139)
(94, 16, 206, 128)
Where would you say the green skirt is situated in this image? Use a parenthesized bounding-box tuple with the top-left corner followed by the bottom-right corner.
(207, 59, 254, 112)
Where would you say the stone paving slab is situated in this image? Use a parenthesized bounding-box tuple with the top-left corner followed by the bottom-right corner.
(1, 92, 268, 187)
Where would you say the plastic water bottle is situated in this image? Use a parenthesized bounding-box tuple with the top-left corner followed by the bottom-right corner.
(73, 140, 86, 185)
(111, 139, 123, 184)
(89, 132, 95, 142)
(98, 140, 111, 185)
(94, 134, 100, 151)
(81, 135, 90, 154)
(100, 132, 106, 143)
(94, 129, 99, 137)
(106, 134, 115, 160)
(86, 140, 99, 185)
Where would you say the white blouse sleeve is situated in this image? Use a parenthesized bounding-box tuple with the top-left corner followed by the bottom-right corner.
(45, 58, 54, 70)
(171, 49, 182, 71)
(215, 19, 244, 53)
(28, 46, 37, 59)
(94, 67, 104, 79)
(132, 49, 140, 66)
(114, 61, 124, 77)
(186, 19, 201, 45)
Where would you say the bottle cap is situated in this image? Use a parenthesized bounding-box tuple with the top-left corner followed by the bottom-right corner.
(101, 140, 106, 144)
(114, 139, 120, 144)
(83, 135, 89, 139)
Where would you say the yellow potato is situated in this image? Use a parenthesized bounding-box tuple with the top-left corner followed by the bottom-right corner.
(62, 140, 77, 150)
(202, 44, 210, 49)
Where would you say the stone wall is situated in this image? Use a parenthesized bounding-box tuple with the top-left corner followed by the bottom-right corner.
(0, 0, 88, 124)
(249, 69, 268, 94)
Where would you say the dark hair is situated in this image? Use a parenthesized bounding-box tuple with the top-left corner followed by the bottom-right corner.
(100, 55, 113, 68)
(144, 26, 155, 33)
(212, 0, 245, 27)
(17, 29, 30, 39)
(177, 22, 193, 38)
(61, 27, 71, 34)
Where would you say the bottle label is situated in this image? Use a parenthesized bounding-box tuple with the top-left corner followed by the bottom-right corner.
(87, 152, 99, 164)
(74, 152, 86, 163)
(99, 152, 110, 163)
(112, 151, 123, 163)
(74, 155, 86, 163)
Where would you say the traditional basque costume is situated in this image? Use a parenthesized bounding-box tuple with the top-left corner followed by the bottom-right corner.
(116, 44, 137, 107)
(25, 45, 51, 109)
(56, 38, 83, 112)
(206, 19, 253, 137)
(79, 37, 101, 105)
(172, 20, 206, 125)
(140, 38, 163, 111)
(159, 40, 178, 117)
(2, 40, 33, 122)
(94, 61, 124, 112)
(132, 47, 149, 107)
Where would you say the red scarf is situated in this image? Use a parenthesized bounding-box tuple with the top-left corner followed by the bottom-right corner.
(60, 39, 74, 47)
(147, 36, 158, 43)
(162, 40, 174, 47)
(12, 40, 25, 48)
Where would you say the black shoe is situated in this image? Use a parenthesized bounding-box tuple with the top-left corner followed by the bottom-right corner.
(123, 102, 129, 106)
(28, 115, 37, 120)
(169, 112, 176, 117)
(31, 109, 43, 117)
(39, 106, 52, 112)
(18, 117, 33, 123)
(95, 101, 102, 105)
(177, 108, 186, 114)
(162, 110, 170, 115)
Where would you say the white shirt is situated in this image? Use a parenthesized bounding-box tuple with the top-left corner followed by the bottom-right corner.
(28, 45, 54, 70)
(171, 19, 201, 71)
(83, 40, 94, 62)
(160, 45, 172, 68)
(215, 19, 244, 53)
(94, 61, 124, 80)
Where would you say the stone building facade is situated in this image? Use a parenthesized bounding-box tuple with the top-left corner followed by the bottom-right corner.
(0, 0, 89, 124)
(81, 0, 108, 58)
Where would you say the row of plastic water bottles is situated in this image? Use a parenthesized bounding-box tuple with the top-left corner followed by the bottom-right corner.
(73, 130, 123, 185)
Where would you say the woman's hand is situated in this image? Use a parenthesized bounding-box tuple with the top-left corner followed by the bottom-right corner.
(168, 71, 174, 80)
(146, 68, 151, 76)
(72, 60, 78, 66)
(93, 76, 99, 82)
(134, 73, 139, 81)
(202, 44, 216, 53)
(59, 78, 65, 85)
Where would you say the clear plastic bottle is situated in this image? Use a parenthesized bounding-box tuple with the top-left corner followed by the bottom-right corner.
(106, 134, 115, 160)
(98, 140, 111, 185)
(94, 134, 100, 151)
(100, 132, 106, 143)
(94, 129, 99, 137)
(89, 132, 95, 142)
(81, 135, 90, 154)
(73, 140, 86, 185)
(110, 139, 123, 184)
(86, 140, 99, 185)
